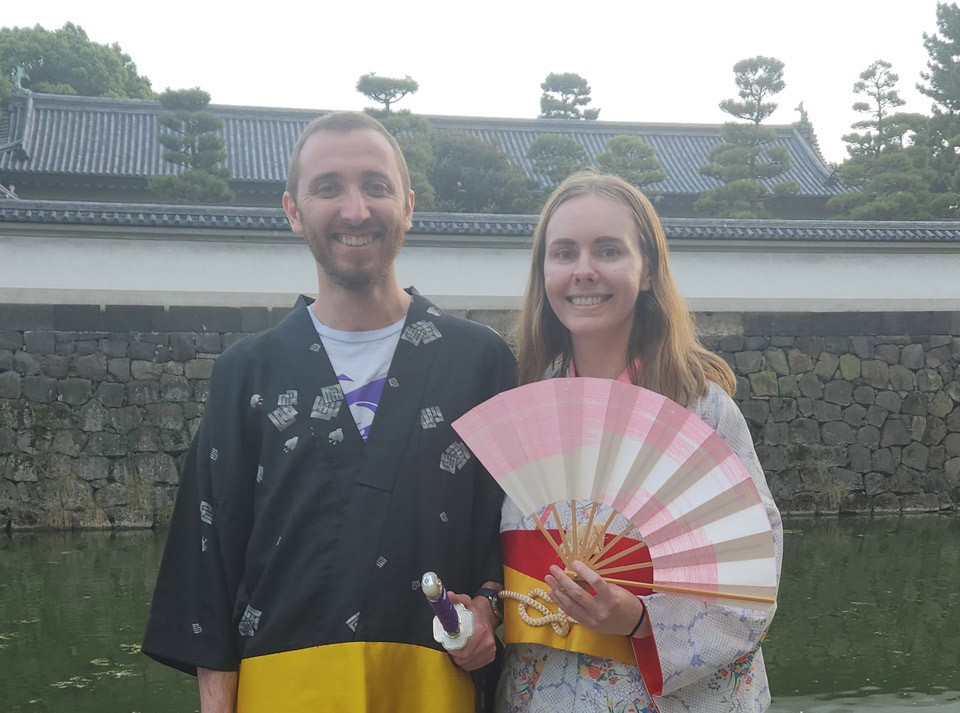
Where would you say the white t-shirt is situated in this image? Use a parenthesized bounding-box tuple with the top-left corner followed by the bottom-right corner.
(308, 307, 404, 440)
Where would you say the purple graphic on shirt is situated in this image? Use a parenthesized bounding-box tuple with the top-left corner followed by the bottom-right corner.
(338, 374, 387, 439)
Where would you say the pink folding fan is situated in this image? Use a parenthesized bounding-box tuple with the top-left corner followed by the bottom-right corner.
(452, 378, 777, 611)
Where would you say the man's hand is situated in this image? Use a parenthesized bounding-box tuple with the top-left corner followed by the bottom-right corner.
(444, 591, 499, 671)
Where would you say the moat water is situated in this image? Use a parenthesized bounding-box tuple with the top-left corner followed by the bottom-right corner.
(1, 516, 958, 712)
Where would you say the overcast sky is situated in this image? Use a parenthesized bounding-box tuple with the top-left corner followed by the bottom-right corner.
(5, 1, 948, 164)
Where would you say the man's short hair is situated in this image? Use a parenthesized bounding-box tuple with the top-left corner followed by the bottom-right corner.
(285, 111, 411, 200)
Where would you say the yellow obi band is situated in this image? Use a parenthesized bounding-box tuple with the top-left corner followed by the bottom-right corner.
(237, 641, 474, 713)
(503, 565, 635, 664)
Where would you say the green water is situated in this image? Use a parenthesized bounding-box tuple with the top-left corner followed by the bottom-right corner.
(0, 517, 957, 712)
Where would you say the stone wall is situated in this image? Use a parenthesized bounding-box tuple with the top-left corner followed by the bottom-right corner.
(0, 304, 958, 529)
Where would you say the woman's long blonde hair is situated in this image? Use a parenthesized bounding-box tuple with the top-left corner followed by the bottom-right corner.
(513, 170, 735, 406)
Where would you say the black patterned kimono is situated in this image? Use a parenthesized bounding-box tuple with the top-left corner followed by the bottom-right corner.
(143, 292, 516, 712)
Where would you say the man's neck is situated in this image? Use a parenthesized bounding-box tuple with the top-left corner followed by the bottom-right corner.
(311, 271, 411, 331)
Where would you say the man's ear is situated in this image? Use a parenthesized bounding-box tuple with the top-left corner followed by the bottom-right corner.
(282, 192, 302, 234)
(404, 189, 415, 230)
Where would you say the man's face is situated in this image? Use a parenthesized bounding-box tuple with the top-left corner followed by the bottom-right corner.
(283, 129, 414, 292)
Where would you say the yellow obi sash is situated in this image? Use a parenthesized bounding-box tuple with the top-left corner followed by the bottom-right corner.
(237, 641, 474, 713)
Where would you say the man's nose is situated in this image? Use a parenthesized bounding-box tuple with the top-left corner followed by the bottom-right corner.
(340, 186, 370, 224)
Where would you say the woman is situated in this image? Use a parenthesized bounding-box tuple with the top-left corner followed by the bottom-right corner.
(497, 170, 783, 713)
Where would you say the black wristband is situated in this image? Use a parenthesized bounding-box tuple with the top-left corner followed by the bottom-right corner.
(626, 605, 647, 637)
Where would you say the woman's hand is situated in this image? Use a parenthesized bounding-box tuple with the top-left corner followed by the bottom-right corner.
(546, 560, 647, 637)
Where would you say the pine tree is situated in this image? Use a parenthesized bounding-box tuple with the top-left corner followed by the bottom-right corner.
(595, 136, 667, 197)
(539, 73, 600, 120)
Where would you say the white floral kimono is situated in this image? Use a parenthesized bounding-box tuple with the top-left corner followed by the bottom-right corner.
(496, 382, 784, 713)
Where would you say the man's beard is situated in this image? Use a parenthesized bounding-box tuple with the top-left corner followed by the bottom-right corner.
(304, 225, 401, 293)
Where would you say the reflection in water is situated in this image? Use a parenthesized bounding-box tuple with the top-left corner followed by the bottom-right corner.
(0, 518, 958, 712)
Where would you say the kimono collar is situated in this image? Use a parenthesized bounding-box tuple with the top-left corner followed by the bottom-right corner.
(566, 360, 638, 385)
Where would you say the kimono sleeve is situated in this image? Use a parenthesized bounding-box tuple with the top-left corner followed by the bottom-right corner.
(142, 346, 260, 675)
(469, 331, 517, 587)
(637, 384, 784, 698)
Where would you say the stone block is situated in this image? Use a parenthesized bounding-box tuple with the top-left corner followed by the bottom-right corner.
(929, 391, 954, 418)
(5, 455, 39, 482)
(814, 352, 840, 381)
(946, 381, 960, 404)
(763, 421, 789, 445)
(734, 377, 750, 401)
(875, 343, 901, 365)
(169, 333, 197, 361)
(901, 392, 929, 416)
(51, 430, 86, 457)
(891, 465, 923, 494)
(76, 456, 111, 482)
(56, 340, 77, 357)
(193, 380, 211, 403)
(0, 371, 22, 399)
(821, 421, 855, 445)
(134, 452, 180, 484)
(917, 369, 944, 393)
(0, 330, 24, 350)
(857, 425, 881, 448)
(945, 433, 960, 457)
(159, 429, 191, 452)
(787, 349, 814, 374)
(853, 385, 877, 406)
(102, 338, 129, 358)
(777, 375, 800, 398)
(744, 336, 769, 351)
(946, 456, 960, 482)
(848, 444, 872, 473)
(796, 397, 815, 418)
(23, 331, 56, 355)
(881, 419, 911, 447)
(42, 354, 71, 379)
(902, 442, 930, 470)
(85, 432, 125, 457)
(0, 428, 14, 454)
(838, 354, 861, 381)
(108, 405, 143, 434)
(824, 380, 854, 406)
(861, 361, 889, 389)
(769, 398, 797, 422)
(127, 426, 160, 452)
(0, 350, 12, 371)
(127, 381, 160, 405)
(21, 376, 57, 403)
(718, 335, 744, 353)
(127, 341, 158, 361)
(843, 403, 866, 427)
(888, 365, 917, 392)
(159, 374, 192, 403)
(901, 493, 941, 513)
(875, 391, 901, 413)
(755, 445, 785, 471)
(923, 417, 947, 447)
(76, 340, 99, 356)
(872, 492, 901, 513)
(740, 400, 770, 426)
(813, 400, 842, 422)
(57, 379, 93, 406)
(73, 353, 106, 381)
(79, 400, 106, 432)
(95, 482, 129, 508)
(798, 372, 823, 399)
(162, 362, 184, 376)
(850, 336, 874, 359)
(96, 382, 125, 408)
(146, 403, 185, 431)
(185, 359, 215, 380)
(864, 471, 889, 496)
(872, 448, 896, 474)
(949, 408, 960, 431)
(106, 357, 132, 383)
(195, 333, 222, 354)
(937, 363, 954, 386)
(13, 351, 41, 375)
(131, 360, 163, 381)
(789, 418, 820, 444)
(796, 336, 826, 359)
(900, 343, 925, 369)
(762, 348, 789, 376)
(735, 351, 763, 374)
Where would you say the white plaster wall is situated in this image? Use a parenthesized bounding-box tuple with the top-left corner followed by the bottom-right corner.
(1, 229, 958, 311)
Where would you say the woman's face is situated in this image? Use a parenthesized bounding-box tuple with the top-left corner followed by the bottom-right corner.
(543, 193, 651, 348)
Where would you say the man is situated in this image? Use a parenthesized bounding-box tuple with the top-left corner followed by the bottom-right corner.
(143, 112, 515, 712)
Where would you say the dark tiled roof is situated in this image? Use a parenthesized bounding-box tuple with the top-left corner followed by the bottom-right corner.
(3, 199, 959, 243)
(0, 93, 841, 197)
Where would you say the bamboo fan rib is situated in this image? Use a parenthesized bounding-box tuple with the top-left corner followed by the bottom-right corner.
(452, 378, 778, 613)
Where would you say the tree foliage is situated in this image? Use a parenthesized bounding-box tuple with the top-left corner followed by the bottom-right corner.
(0, 23, 153, 98)
(596, 136, 667, 194)
(428, 130, 539, 213)
(843, 60, 907, 157)
(539, 73, 600, 120)
(918, 2, 960, 113)
(148, 88, 234, 204)
(696, 56, 798, 218)
(526, 134, 586, 186)
(372, 109, 437, 210)
(356, 73, 418, 114)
